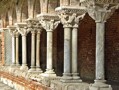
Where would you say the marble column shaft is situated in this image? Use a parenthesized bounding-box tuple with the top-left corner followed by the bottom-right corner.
(36, 31, 42, 71)
(72, 25, 78, 75)
(46, 30, 54, 73)
(31, 31, 36, 68)
(12, 35, 16, 65)
(22, 35, 27, 65)
(96, 21, 105, 80)
(15, 33, 20, 65)
(63, 25, 72, 78)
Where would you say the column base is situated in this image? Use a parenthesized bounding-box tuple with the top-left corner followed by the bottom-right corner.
(28, 66, 36, 72)
(89, 80, 112, 90)
(20, 65, 28, 71)
(36, 67, 43, 73)
(15, 63, 20, 66)
(41, 69, 56, 77)
(72, 73, 81, 80)
(61, 73, 81, 83)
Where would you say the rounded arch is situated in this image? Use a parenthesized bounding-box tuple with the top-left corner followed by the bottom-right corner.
(33, 0, 41, 18)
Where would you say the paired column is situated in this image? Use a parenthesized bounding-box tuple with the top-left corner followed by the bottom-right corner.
(26, 18, 43, 73)
(56, 6, 86, 82)
(37, 14, 60, 76)
(15, 23, 28, 71)
(8, 26, 20, 66)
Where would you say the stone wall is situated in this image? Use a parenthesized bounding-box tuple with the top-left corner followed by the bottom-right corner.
(105, 9, 119, 83)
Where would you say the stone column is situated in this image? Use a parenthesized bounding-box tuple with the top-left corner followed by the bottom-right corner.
(29, 30, 36, 72)
(15, 32, 20, 66)
(46, 29, 54, 74)
(80, 1, 118, 89)
(26, 18, 43, 73)
(37, 14, 60, 77)
(72, 24, 80, 80)
(63, 23, 72, 81)
(95, 21, 105, 81)
(56, 6, 86, 82)
(15, 23, 29, 71)
(8, 26, 16, 66)
(36, 30, 43, 72)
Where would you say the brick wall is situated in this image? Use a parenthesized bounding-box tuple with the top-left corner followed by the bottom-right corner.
(105, 9, 119, 83)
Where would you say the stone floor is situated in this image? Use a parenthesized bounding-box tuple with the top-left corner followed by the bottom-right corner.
(0, 81, 15, 90)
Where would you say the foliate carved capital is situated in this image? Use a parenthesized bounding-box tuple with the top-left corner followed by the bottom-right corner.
(37, 14, 60, 31)
(88, 4, 118, 22)
(55, 6, 86, 27)
(80, 0, 119, 22)
(15, 23, 28, 36)
(26, 18, 41, 31)
(7, 26, 17, 37)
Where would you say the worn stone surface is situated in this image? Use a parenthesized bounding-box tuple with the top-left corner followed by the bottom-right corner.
(0, 81, 15, 90)
(51, 80, 89, 90)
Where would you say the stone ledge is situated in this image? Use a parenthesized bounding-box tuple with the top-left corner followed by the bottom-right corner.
(51, 80, 90, 90)
(0, 71, 52, 90)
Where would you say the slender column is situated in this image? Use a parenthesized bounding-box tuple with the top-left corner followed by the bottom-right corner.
(12, 35, 16, 65)
(15, 32, 20, 66)
(63, 24, 72, 80)
(15, 23, 28, 71)
(36, 31, 42, 72)
(95, 21, 105, 81)
(46, 30, 54, 73)
(29, 31, 36, 71)
(37, 14, 60, 76)
(72, 24, 80, 80)
(8, 26, 17, 66)
(22, 35, 27, 66)
(56, 6, 86, 82)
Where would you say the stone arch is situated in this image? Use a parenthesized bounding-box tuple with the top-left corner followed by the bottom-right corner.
(21, 0, 28, 22)
(33, 0, 41, 17)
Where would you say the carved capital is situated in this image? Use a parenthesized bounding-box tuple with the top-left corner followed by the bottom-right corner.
(15, 31, 20, 38)
(88, 4, 118, 22)
(55, 6, 86, 27)
(26, 18, 38, 31)
(80, 0, 119, 22)
(7, 26, 17, 37)
(15, 23, 28, 36)
(37, 14, 60, 31)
